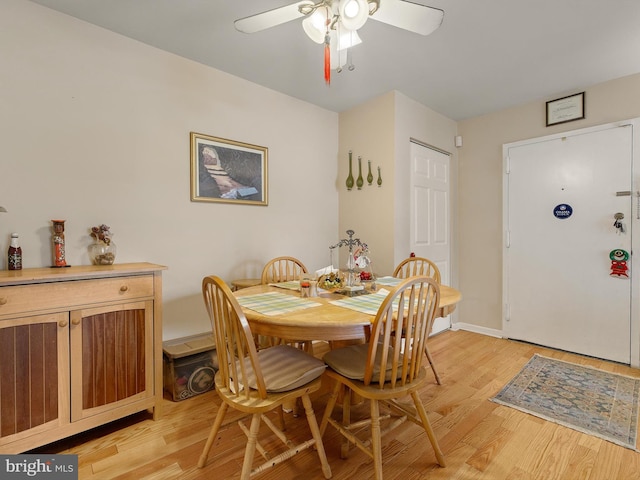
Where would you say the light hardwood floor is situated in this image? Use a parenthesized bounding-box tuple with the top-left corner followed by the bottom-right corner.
(34, 329, 640, 479)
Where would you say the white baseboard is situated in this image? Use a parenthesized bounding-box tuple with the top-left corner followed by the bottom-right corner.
(451, 322, 503, 338)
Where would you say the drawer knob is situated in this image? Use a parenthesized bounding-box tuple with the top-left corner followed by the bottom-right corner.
(120, 285, 129, 292)
(59, 319, 68, 328)
(0, 297, 7, 305)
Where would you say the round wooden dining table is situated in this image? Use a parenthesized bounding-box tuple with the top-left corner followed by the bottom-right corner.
(233, 282, 462, 342)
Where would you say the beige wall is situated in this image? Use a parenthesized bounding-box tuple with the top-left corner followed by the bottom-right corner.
(8, 0, 640, 341)
(338, 91, 458, 278)
(458, 73, 640, 333)
(338, 92, 396, 274)
(1, 0, 339, 340)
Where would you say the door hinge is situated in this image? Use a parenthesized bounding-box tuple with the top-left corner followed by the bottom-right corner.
(505, 156, 510, 174)
(505, 230, 511, 248)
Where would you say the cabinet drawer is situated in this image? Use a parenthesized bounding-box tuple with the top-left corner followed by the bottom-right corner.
(0, 275, 153, 318)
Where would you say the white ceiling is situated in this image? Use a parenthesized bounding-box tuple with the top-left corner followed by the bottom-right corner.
(28, 0, 640, 121)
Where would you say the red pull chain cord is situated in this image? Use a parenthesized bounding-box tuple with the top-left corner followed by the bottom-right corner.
(324, 34, 330, 85)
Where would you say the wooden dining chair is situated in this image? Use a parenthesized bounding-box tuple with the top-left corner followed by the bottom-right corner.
(260, 256, 313, 353)
(319, 276, 445, 480)
(393, 256, 442, 384)
(260, 256, 308, 284)
(198, 275, 332, 480)
(393, 256, 441, 284)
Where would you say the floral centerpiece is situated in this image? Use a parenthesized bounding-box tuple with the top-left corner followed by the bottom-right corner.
(89, 224, 116, 265)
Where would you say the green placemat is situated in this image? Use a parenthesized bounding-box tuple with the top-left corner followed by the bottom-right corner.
(330, 289, 392, 315)
(236, 291, 320, 316)
(375, 276, 402, 287)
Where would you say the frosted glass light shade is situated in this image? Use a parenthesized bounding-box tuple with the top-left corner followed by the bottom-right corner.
(339, 0, 369, 30)
(302, 7, 331, 44)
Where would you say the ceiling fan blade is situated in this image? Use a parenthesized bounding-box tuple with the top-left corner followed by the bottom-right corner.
(234, 1, 310, 34)
(371, 0, 444, 36)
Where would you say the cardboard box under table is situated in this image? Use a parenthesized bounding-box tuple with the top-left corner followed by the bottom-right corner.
(163, 333, 218, 401)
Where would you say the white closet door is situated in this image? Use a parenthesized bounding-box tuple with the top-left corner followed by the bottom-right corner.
(410, 141, 451, 334)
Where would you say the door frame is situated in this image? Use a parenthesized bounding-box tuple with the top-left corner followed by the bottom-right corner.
(502, 118, 640, 367)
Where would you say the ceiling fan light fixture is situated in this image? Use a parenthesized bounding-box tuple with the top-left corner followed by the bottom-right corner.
(302, 7, 332, 44)
(336, 29, 361, 51)
(298, 2, 317, 16)
(235, 0, 444, 83)
(367, 0, 380, 15)
(343, 0, 359, 18)
(339, 0, 369, 30)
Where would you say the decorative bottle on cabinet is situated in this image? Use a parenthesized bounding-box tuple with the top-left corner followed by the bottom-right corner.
(346, 151, 354, 190)
(8, 233, 22, 270)
(367, 160, 373, 185)
(356, 156, 364, 190)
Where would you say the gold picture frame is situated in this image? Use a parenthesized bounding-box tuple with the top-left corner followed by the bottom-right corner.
(190, 132, 268, 206)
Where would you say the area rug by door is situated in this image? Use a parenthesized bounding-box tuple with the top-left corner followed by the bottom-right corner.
(491, 354, 640, 450)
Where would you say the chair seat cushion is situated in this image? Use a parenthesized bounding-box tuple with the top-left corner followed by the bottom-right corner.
(323, 343, 401, 382)
(241, 344, 326, 393)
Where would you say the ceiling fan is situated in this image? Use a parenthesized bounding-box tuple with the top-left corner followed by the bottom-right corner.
(235, 0, 444, 83)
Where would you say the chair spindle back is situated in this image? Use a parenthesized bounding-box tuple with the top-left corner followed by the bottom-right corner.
(365, 276, 440, 388)
(202, 275, 267, 399)
(393, 256, 441, 284)
(261, 256, 308, 284)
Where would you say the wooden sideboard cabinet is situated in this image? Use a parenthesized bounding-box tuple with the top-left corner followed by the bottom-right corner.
(0, 262, 166, 453)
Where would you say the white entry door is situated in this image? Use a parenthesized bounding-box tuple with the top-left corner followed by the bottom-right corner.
(504, 124, 633, 364)
(410, 141, 451, 334)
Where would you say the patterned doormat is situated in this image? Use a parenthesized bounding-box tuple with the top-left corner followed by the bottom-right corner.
(491, 354, 640, 450)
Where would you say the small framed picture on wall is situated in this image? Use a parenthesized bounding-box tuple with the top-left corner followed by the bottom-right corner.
(546, 92, 585, 127)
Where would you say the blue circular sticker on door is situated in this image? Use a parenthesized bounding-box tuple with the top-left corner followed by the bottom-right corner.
(553, 204, 573, 219)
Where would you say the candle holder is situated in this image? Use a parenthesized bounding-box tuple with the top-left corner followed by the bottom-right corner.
(329, 229, 373, 294)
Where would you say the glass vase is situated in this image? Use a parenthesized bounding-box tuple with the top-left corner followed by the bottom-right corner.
(346, 150, 354, 191)
(356, 156, 364, 190)
(89, 240, 117, 265)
